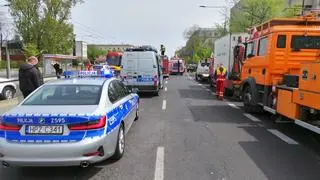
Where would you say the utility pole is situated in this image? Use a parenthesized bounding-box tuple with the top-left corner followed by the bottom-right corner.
(6, 40, 10, 79)
(0, 24, 2, 62)
(301, 0, 305, 15)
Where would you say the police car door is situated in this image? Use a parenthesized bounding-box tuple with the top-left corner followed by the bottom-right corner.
(115, 80, 136, 129)
(109, 80, 135, 133)
(107, 80, 129, 134)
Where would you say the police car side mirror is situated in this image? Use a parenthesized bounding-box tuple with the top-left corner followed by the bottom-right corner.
(130, 88, 138, 93)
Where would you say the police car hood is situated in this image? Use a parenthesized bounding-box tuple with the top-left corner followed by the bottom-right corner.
(4, 105, 99, 116)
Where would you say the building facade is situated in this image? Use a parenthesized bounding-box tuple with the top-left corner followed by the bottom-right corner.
(75, 41, 88, 60)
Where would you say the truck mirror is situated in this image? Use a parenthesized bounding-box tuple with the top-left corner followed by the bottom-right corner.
(247, 54, 255, 58)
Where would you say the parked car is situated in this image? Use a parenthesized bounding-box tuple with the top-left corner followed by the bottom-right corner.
(0, 78, 16, 100)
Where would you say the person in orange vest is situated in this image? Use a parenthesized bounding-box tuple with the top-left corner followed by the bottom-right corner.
(215, 63, 227, 100)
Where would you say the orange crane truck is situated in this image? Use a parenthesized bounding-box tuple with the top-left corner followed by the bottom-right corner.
(236, 13, 320, 134)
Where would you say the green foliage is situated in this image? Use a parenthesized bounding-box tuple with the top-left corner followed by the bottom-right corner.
(23, 43, 40, 58)
(0, 60, 25, 69)
(7, 0, 83, 55)
(87, 46, 107, 61)
(230, 0, 286, 32)
(280, 4, 302, 18)
(214, 23, 228, 38)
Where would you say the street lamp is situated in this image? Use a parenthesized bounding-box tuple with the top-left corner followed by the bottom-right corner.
(199, 5, 229, 33)
(0, 4, 10, 7)
(199, 5, 225, 8)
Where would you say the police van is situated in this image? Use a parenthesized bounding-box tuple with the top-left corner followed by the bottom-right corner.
(120, 46, 163, 96)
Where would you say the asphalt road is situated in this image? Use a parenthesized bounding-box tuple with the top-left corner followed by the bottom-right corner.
(1, 74, 320, 180)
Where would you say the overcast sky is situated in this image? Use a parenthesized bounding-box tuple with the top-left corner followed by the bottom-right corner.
(72, 0, 228, 57)
(0, 0, 228, 57)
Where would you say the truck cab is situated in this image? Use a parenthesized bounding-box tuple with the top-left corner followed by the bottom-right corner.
(240, 15, 320, 113)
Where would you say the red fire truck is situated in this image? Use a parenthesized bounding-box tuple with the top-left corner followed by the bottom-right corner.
(169, 58, 185, 75)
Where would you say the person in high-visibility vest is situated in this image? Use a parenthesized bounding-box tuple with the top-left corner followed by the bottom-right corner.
(160, 44, 166, 56)
(215, 63, 227, 100)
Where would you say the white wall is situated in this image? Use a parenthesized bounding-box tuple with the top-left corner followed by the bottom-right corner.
(75, 41, 88, 60)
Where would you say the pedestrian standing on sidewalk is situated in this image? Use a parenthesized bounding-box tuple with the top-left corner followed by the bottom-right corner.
(53, 62, 62, 79)
(18, 56, 43, 98)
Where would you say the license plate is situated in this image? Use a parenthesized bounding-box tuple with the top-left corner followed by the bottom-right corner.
(26, 125, 64, 135)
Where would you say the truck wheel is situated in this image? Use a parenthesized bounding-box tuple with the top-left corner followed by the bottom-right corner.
(300, 106, 311, 122)
(243, 86, 263, 113)
(224, 88, 234, 97)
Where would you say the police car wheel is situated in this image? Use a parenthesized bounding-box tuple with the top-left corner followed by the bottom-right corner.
(112, 124, 125, 160)
(134, 103, 139, 121)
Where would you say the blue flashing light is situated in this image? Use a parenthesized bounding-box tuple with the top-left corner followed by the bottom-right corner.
(63, 65, 114, 79)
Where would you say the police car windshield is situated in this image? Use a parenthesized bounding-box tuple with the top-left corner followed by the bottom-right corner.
(23, 85, 102, 105)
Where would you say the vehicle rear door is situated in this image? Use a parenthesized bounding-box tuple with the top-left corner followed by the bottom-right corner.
(136, 52, 156, 86)
(122, 52, 139, 87)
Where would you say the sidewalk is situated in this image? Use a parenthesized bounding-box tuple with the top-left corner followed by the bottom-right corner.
(0, 76, 58, 115)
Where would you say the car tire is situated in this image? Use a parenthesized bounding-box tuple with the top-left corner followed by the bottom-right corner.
(134, 103, 139, 121)
(154, 90, 159, 96)
(111, 123, 125, 160)
(1, 86, 15, 100)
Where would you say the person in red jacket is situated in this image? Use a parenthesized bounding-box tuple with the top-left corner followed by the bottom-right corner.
(86, 60, 92, 71)
(215, 63, 227, 100)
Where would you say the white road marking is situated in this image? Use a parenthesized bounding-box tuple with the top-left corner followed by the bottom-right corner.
(198, 83, 202, 86)
(165, 81, 168, 84)
(211, 92, 216, 95)
(243, 113, 261, 122)
(154, 146, 164, 180)
(164, 87, 167, 92)
(227, 103, 240, 109)
(267, 129, 299, 145)
(206, 89, 211, 92)
(162, 100, 167, 110)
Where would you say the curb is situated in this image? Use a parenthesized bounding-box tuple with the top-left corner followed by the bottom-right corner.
(0, 97, 21, 108)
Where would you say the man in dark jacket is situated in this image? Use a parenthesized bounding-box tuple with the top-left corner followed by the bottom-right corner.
(19, 56, 43, 98)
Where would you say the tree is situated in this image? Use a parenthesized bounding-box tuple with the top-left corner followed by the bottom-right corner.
(214, 23, 228, 38)
(7, 0, 83, 55)
(280, 4, 302, 18)
(87, 46, 107, 61)
(183, 24, 200, 40)
(229, 0, 286, 32)
(23, 43, 40, 58)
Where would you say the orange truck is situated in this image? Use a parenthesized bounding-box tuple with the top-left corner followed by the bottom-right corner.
(231, 13, 320, 134)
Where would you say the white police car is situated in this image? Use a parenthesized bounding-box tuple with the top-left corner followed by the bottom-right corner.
(0, 69, 139, 167)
